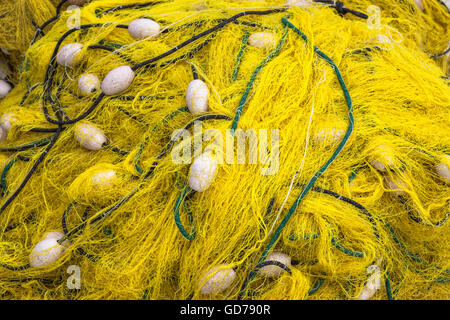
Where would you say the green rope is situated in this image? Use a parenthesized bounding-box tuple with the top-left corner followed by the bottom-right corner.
(391, 258, 408, 298)
(0, 136, 53, 152)
(288, 233, 364, 257)
(308, 278, 325, 296)
(384, 220, 450, 274)
(348, 167, 359, 183)
(173, 186, 196, 240)
(288, 233, 320, 241)
(103, 226, 115, 237)
(344, 276, 354, 299)
(331, 237, 364, 258)
(385, 270, 394, 300)
(230, 25, 289, 133)
(134, 106, 188, 174)
(142, 288, 150, 300)
(231, 31, 250, 82)
(255, 16, 355, 268)
(1, 159, 16, 195)
(98, 39, 123, 49)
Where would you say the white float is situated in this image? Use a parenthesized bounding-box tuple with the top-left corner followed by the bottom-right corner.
(0, 79, 11, 98)
(91, 170, 117, 188)
(56, 43, 84, 67)
(413, 0, 424, 11)
(128, 18, 161, 39)
(101, 65, 135, 96)
(0, 112, 17, 138)
(357, 262, 382, 300)
(74, 123, 107, 151)
(78, 74, 100, 96)
(259, 252, 292, 278)
(248, 32, 276, 50)
(369, 145, 396, 172)
(384, 175, 408, 197)
(435, 155, 450, 184)
(188, 152, 218, 192)
(30, 233, 71, 268)
(198, 265, 236, 295)
(186, 79, 209, 113)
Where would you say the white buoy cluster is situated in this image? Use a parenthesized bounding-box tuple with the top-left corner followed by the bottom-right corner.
(6, 3, 445, 292)
(54, 18, 163, 99)
(183, 28, 282, 192)
(198, 252, 292, 295)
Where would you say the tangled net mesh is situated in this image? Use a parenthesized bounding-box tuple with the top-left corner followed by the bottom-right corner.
(0, 0, 448, 300)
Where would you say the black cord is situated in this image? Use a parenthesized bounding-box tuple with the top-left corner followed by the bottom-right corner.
(87, 45, 137, 65)
(103, 143, 130, 156)
(30, 0, 69, 45)
(238, 260, 292, 300)
(59, 114, 231, 243)
(431, 46, 450, 59)
(0, 137, 53, 153)
(98, 1, 166, 16)
(310, 186, 380, 239)
(132, 8, 287, 71)
(399, 196, 448, 227)
(0, 263, 31, 271)
(118, 106, 149, 126)
(191, 64, 199, 80)
(0, 127, 62, 216)
(144, 114, 232, 179)
(29, 127, 61, 133)
(61, 203, 98, 262)
(313, 0, 368, 19)
(1, 277, 58, 285)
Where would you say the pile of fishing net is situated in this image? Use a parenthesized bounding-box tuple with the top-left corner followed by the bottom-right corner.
(0, 0, 448, 300)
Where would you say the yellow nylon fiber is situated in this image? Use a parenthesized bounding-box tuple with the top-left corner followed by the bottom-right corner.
(0, 0, 448, 300)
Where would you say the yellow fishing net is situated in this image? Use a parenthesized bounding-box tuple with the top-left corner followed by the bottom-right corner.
(0, 0, 448, 300)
